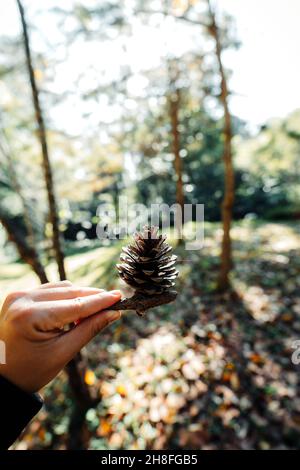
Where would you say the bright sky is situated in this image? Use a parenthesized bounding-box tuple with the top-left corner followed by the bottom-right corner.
(221, 0, 300, 128)
(1, 0, 300, 132)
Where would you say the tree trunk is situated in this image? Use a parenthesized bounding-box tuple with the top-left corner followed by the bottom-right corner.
(168, 63, 184, 241)
(170, 88, 184, 212)
(0, 211, 48, 284)
(17, 0, 94, 449)
(207, 0, 235, 291)
(16, 0, 66, 282)
(65, 353, 99, 449)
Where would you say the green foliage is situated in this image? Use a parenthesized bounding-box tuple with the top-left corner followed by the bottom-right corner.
(236, 109, 300, 219)
(133, 100, 298, 221)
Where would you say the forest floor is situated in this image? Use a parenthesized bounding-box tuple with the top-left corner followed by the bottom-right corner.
(2, 220, 300, 450)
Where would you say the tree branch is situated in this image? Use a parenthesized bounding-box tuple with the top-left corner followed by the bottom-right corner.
(136, 9, 209, 28)
(109, 290, 178, 316)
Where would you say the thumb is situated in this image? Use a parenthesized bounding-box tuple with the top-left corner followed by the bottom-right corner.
(57, 310, 121, 363)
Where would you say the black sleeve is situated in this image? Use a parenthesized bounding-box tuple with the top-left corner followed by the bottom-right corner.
(0, 375, 43, 449)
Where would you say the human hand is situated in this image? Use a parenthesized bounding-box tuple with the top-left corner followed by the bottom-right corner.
(0, 281, 121, 393)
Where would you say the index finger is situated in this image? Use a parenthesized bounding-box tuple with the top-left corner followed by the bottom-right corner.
(37, 290, 122, 328)
(39, 280, 73, 290)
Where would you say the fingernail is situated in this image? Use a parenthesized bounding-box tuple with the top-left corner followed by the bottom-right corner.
(108, 310, 121, 322)
(108, 290, 121, 297)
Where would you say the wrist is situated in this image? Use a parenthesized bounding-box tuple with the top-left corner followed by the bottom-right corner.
(0, 364, 37, 394)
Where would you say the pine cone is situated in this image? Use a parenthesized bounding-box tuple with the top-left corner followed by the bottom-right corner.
(117, 226, 178, 296)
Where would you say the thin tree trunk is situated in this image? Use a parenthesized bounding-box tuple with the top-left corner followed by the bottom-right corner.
(168, 63, 184, 241)
(207, 0, 234, 291)
(0, 211, 48, 283)
(170, 88, 184, 211)
(17, 0, 66, 281)
(17, 0, 94, 449)
(65, 353, 98, 449)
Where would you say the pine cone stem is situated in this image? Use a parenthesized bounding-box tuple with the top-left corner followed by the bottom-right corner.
(108, 290, 178, 316)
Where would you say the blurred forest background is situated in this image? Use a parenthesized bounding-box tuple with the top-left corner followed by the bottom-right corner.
(1, 0, 300, 450)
